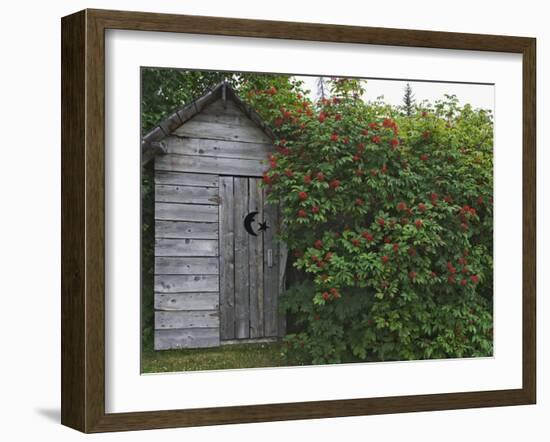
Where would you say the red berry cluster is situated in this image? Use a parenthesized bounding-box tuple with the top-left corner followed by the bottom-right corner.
(458, 205, 478, 231)
(382, 118, 399, 135)
(446, 254, 480, 287)
(396, 201, 407, 211)
(362, 231, 374, 241)
(447, 261, 457, 284)
(321, 287, 341, 301)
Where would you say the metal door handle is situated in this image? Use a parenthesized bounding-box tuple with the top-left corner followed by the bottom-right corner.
(267, 249, 273, 267)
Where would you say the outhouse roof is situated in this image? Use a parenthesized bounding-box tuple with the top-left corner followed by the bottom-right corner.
(141, 81, 274, 163)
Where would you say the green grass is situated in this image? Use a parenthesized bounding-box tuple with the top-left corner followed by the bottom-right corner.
(141, 342, 300, 373)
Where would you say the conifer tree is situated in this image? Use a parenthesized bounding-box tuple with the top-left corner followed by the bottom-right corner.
(403, 82, 415, 116)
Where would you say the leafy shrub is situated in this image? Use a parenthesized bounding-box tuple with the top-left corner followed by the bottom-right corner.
(245, 78, 494, 364)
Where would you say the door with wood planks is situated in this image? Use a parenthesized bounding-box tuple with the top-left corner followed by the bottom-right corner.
(219, 176, 280, 341)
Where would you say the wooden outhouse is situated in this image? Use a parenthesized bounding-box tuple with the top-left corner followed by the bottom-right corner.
(142, 82, 287, 350)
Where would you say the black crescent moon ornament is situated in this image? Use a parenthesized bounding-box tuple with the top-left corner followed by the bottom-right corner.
(244, 211, 259, 236)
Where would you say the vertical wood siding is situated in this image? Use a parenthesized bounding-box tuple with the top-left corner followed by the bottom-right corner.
(233, 177, 250, 339)
(263, 191, 280, 337)
(248, 179, 265, 339)
(219, 176, 235, 340)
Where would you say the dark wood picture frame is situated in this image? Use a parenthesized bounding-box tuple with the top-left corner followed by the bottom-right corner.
(61, 8, 536, 433)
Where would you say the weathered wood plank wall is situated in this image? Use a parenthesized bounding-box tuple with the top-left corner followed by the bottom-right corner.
(154, 329, 219, 350)
(153, 169, 221, 350)
(155, 220, 218, 239)
(233, 177, 250, 339)
(155, 257, 219, 274)
(263, 190, 280, 337)
(155, 185, 219, 204)
(218, 176, 235, 340)
(155, 171, 218, 187)
(153, 96, 285, 350)
(155, 292, 219, 311)
(155, 203, 218, 222)
(155, 154, 268, 177)
(162, 137, 271, 160)
(248, 179, 264, 339)
(155, 238, 219, 257)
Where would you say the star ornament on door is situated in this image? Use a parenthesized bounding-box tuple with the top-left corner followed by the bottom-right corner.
(243, 211, 269, 236)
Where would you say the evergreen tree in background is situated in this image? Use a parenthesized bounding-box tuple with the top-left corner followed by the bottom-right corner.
(403, 82, 415, 116)
(317, 77, 328, 100)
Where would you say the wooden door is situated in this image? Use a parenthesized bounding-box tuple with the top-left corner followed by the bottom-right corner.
(219, 176, 280, 341)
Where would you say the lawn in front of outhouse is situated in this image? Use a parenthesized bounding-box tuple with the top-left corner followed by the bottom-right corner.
(141, 341, 307, 373)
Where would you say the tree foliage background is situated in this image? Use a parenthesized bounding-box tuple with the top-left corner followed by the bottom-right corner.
(141, 68, 494, 364)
